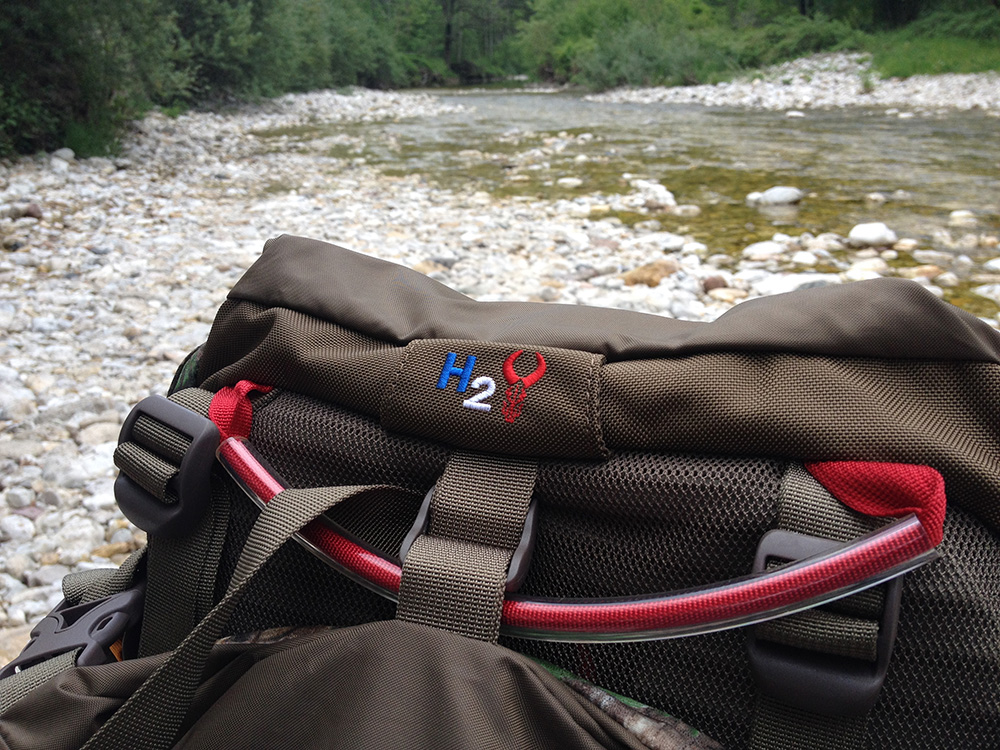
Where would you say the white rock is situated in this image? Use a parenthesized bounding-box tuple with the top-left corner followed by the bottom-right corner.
(0, 515, 35, 543)
(742, 241, 787, 261)
(974, 284, 1000, 305)
(983, 257, 1000, 272)
(949, 210, 977, 227)
(791, 250, 818, 266)
(52, 148, 75, 161)
(4, 488, 34, 509)
(622, 232, 686, 253)
(848, 222, 898, 247)
(754, 186, 804, 205)
(753, 274, 841, 296)
(935, 272, 960, 288)
(556, 177, 583, 189)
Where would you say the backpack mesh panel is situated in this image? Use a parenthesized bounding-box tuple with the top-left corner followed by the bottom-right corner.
(215, 391, 1000, 750)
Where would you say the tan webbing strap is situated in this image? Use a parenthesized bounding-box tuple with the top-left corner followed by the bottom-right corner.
(396, 452, 536, 642)
(751, 464, 890, 750)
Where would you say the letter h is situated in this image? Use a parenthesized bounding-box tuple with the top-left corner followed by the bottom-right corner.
(436, 352, 476, 392)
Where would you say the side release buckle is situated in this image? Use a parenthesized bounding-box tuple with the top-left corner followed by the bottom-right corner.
(747, 529, 903, 717)
(398, 485, 538, 593)
(0, 584, 145, 679)
(115, 395, 219, 537)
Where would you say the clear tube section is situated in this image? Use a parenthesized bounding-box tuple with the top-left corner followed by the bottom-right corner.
(217, 437, 938, 643)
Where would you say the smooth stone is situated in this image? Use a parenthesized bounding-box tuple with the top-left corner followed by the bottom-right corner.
(556, 177, 583, 189)
(4, 487, 34, 509)
(742, 241, 786, 261)
(622, 232, 686, 252)
(52, 148, 75, 161)
(974, 284, 1000, 305)
(26, 564, 70, 588)
(0, 515, 35, 542)
(753, 273, 841, 296)
(893, 238, 920, 252)
(753, 186, 804, 205)
(791, 250, 818, 266)
(949, 210, 977, 227)
(912, 250, 953, 266)
(622, 259, 680, 288)
(848, 222, 898, 247)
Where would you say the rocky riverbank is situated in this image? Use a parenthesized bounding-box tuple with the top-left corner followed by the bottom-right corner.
(1, 75, 999, 655)
(588, 53, 1000, 114)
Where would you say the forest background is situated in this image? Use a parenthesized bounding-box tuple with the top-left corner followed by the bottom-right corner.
(1, 0, 998, 157)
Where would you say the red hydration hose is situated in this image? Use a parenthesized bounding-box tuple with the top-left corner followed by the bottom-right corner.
(217, 437, 938, 643)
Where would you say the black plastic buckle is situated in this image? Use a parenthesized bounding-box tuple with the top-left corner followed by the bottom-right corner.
(115, 395, 220, 537)
(0, 584, 145, 679)
(747, 529, 903, 717)
(398, 485, 538, 593)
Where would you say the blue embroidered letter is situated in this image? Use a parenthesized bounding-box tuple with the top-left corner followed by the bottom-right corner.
(436, 352, 477, 393)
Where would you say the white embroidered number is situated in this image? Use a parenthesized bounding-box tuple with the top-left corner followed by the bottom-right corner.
(462, 376, 495, 412)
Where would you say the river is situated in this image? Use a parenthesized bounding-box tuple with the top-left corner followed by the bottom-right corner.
(303, 90, 995, 301)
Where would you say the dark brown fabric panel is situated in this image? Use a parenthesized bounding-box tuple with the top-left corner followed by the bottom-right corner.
(228, 235, 1000, 364)
(198, 301, 401, 419)
(601, 352, 1000, 532)
(383, 339, 607, 459)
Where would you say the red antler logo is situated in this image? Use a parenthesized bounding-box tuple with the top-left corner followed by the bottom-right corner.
(501, 350, 546, 423)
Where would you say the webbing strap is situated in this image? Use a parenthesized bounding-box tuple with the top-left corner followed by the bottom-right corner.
(61, 548, 146, 605)
(751, 464, 886, 750)
(396, 452, 536, 642)
(0, 650, 77, 714)
(83, 484, 392, 750)
(113, 387, 229, 658)
(754, 696, 866, 750)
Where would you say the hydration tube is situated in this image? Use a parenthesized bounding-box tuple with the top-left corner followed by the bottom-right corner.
(217, 437, 938, 643)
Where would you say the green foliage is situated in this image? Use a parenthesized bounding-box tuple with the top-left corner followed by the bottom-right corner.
(869, 35, 1000, 76)
(0, 0, 188, 156)
(2, 0, 998, 157)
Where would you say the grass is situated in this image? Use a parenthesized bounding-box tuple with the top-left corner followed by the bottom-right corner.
(868, 36, 1000, 78)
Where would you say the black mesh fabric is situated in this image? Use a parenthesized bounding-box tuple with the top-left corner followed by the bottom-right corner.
(212, 391, 1000, 750)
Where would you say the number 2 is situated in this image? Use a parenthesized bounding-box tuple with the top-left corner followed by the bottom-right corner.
(462, 376, 495, 412)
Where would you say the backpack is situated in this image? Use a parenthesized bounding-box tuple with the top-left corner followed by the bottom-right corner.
(1, 234, 998, 749)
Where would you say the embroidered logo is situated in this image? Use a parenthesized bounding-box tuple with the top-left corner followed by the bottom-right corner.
(436, 349, 547, 423)
(501, 350, 546, 424)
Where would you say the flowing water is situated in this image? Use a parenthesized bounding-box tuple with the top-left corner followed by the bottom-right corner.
(257, 89, 1000, 313)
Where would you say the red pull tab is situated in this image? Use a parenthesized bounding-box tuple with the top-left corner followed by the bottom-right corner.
(805, 461, 946, 546)
(209, 380, 273, 440)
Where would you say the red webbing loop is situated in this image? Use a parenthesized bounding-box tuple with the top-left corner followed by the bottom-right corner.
(208, 381, 273, 440)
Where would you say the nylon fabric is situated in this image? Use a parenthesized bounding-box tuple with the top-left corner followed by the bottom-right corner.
(749, 464, 886, 750)
(752, 608, 879, 662)
(397, 452, 536, 641)
(231, 236, 1000, 365)
(398, 535, 513, 641)
(0, 651, 78, 715)
(61, 549, 145, 605)
(112, 443, 177, 504)
(132, 416, 190, 465)
(197, 299, 1000, 534)
(84, 484, 396, 750)
(0, 624, 649, 750)
(431, 452, 536, 549)
(752, 696, 865, 750)
(139, 479, 230, 657)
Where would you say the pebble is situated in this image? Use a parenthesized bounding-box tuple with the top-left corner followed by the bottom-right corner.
(1, 77, 998, 648)
(848, 222, 898, 247)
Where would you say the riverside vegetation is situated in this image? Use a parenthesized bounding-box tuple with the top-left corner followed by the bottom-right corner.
(2, 0, 999, 156)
